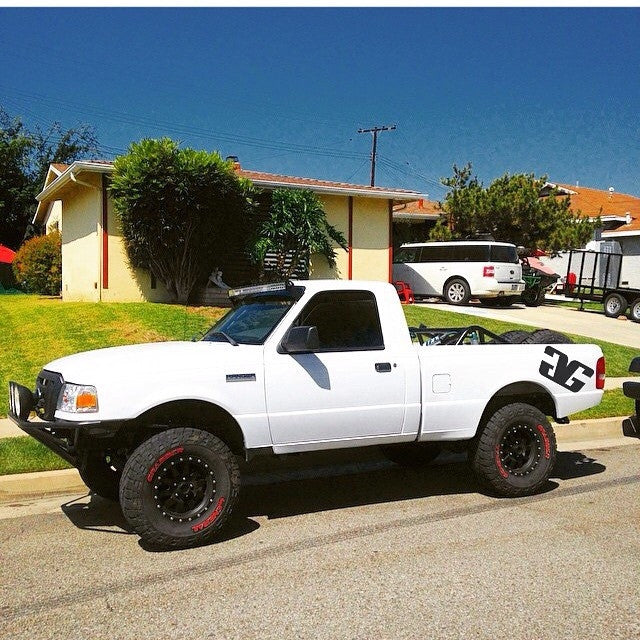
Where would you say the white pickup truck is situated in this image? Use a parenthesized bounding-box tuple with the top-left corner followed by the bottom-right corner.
(9, 280, 605, 548)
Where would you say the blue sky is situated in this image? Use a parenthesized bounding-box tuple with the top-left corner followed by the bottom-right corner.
(1, 7, 639, 198)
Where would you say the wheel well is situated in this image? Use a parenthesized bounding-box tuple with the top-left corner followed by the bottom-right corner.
(131, 400, 246, 456)
(479, 382, 558, 429)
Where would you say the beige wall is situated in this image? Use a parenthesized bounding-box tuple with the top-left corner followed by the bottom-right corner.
(351, 197, 391, 282)
(309, 194, 350, 279)
(101, 189, 173, 303)
(44, 201, 62, 235)
(55, 175, 393, 302)
(60, 175, 101, 302)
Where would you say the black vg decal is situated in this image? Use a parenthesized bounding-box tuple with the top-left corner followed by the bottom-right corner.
(539, 346, 594, 392)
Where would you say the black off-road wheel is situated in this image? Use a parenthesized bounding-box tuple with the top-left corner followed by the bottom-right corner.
(629, 298, 640, 323)
(468, 403, 556, 497)
(79, 452, 122, 501)
(119, 428, 240, 549)
(381, 442, 442, 467)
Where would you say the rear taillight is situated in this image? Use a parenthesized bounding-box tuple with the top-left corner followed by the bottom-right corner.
(596, 356, 606, 389)
(483, 266, 495, 277)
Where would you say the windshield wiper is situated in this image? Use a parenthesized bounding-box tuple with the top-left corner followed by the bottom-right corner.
(207, 331, 239, 346)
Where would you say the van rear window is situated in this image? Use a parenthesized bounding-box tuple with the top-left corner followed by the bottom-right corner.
(490, 245, 519, 263)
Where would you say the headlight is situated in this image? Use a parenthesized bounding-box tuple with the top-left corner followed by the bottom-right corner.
(57, 384, 99, 413)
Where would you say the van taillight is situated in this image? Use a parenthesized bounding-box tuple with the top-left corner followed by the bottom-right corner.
(596, 356, 605, 389)
(483, 266, 494, 277)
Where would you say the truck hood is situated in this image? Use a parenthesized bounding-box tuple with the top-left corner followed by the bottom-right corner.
(45, 341, 259, 387)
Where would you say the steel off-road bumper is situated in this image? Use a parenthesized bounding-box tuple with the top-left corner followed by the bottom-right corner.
(8, 381, 121, 466)
(622, 357, 640, 439)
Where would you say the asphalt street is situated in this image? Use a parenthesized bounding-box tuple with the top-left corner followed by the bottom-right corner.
(1, 444, 639, 640)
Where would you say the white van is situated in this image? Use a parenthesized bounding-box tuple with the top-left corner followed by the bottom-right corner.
(393, 241, 525, 305)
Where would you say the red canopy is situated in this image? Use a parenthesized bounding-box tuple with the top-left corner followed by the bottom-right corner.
(0, 244, 16, 264)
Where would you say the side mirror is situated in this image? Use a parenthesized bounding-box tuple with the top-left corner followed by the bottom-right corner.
(281, 326, 320, 354)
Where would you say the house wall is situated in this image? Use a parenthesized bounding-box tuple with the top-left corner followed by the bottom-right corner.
(44, 201, 62, 234)
(307, 194, 392, 282)
(60, 175, 101, 301)
(309, 194, 350, 279)
(351, 197, 391, 282)
(101, 188, 173, 303)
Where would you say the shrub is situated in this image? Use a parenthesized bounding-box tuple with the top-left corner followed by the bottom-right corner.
(12, 231, 62, 295)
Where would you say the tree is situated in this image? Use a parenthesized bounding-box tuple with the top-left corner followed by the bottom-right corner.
(250, 188, 347, 281)
(0, 107, 99, 249)
(109, 138, 253, 303)
(12, 231, 62, 295)
(430, 164, 598, 254)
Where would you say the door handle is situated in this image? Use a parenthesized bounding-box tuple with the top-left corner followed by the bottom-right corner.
(375, 362, 392, 373)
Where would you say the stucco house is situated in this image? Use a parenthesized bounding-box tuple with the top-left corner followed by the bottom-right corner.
(33, 159, 424, 302)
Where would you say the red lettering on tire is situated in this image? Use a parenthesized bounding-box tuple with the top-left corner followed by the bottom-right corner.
(146, 447, 184, 483)
(494, 445, 509, 478)
(191, 497, 225, 533)
(537, 424, 551, 459)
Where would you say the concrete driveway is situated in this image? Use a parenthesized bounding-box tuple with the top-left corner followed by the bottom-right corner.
(418, 300, 640, 348)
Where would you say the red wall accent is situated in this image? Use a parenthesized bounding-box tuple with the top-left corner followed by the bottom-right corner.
(101, 175, 108, 290)
(388, 199, 393, 283)
(347, 196, 353, 279)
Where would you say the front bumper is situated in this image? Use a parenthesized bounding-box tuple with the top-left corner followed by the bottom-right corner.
(8, 381, 121, 466)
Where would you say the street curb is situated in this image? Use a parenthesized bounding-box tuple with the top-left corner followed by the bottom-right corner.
(0, 468, 87, 502)
(0, 416, 636, 503)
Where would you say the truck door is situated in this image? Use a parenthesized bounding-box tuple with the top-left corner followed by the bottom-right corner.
(264, 289, 408, 446)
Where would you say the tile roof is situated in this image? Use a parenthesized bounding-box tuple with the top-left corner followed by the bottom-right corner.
(236, 167, 419, 196)
(553, 183, 640, 234)
(393, 199, 442, 216)
(45, 160, 421, 199)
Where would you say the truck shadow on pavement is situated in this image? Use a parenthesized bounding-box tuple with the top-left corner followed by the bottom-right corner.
(59, 449, 605, 548)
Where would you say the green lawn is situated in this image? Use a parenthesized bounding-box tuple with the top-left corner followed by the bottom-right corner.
(0, 436, 72, 475)
(0, 293, 636, 420)
(0, 294, 226, 417)
(0, 294, 636, 476)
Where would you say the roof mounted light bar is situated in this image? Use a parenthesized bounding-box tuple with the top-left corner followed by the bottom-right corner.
(228, 282, 292, 298)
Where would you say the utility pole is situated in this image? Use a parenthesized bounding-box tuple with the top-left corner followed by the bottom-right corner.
(357, 124, 396, 186)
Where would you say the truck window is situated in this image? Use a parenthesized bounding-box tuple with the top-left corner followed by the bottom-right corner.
(203, 295, 295, 344)
(294, 290, 384, 351)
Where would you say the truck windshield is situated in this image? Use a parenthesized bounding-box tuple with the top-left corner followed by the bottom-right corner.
(202, 296, 295, 345)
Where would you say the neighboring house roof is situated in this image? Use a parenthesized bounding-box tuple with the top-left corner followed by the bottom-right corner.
(33, 159, 425, 224)
(544, 182, 640, 235)
(0, 244, 16, 264)
(392, 198, 442, 221)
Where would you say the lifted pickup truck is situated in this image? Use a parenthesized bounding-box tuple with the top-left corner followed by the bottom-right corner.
(9, 280, 605, 548)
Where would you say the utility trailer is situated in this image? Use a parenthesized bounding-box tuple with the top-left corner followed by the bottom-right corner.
(565, 249, 640, 322)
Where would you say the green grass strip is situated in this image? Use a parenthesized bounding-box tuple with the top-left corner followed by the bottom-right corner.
(0, 436, 72, 476)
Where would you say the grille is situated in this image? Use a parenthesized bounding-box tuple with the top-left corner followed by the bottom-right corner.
(35, 370, 64, 420)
